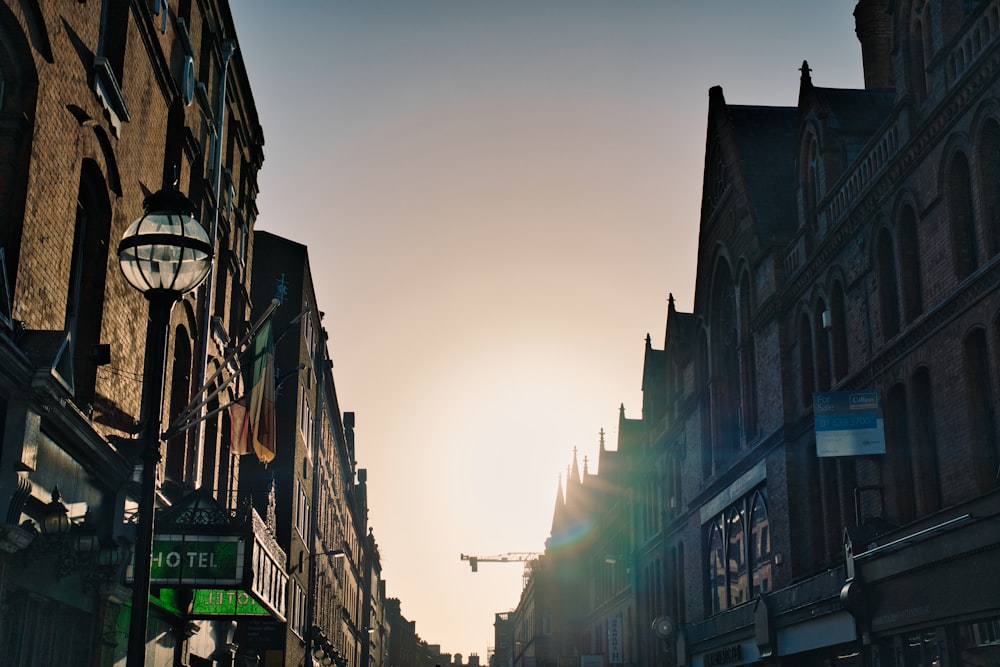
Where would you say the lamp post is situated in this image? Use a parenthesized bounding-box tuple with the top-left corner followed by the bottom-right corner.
(117, 187, 214, 667)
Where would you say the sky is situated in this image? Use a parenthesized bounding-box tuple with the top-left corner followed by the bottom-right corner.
(230, 1, 864, 658)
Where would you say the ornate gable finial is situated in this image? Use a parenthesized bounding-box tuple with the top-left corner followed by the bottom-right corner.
(800, 60, 812, 86)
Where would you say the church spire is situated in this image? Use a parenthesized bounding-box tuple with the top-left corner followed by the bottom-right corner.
(549, 472, 565, 538)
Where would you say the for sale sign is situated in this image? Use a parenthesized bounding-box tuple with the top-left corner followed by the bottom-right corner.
(814, 391, 885, 457)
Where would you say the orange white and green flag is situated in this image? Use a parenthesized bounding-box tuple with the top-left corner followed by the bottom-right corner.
(231, 320, 276, 464)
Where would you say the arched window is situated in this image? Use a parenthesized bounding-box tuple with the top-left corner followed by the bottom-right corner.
(749, 491, 772, 596)
(0, 12, 37, 296)
(910, 16, 928, 103)
(977, 118, 1000, 256)
(708, 521, 726, 614)
(948, 151, 979, 279)
(964, 328, 998, 491)
(738, 273, 757, 442)
(803, 136, 820, 230)
(698, 330, 713, 478)
(710, 263, 740, 462)
(799, 312, 815, 407)
(814, 300, 832, 392)
(705, 487, 770, 614)
(726, 506, 748, 607)
(830, 282, 849, 381)
(886, 383, 916, 524)
(66, 160, 112, 410)
(898, 205, 923, 323)
(876, 228, 901, 339)
(911, 367, 941, 513)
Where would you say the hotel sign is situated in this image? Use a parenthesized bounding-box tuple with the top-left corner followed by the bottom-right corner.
(189, 589, 271, 617)
(814, 390, 885, 457)
(146, 534, 244, 585)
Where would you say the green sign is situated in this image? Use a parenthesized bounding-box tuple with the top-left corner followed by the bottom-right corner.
(145, 534, 245, 585)
(189, 589, 271, 617)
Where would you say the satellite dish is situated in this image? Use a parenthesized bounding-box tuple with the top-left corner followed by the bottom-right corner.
(652, 616, 674, 640)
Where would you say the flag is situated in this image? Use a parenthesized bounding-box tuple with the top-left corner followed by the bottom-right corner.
(241, 320, 276, 464)
(228, 395, 252, 456)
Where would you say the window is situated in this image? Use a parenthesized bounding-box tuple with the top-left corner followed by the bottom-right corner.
(965, 328, 998, 491)
(66, 161, 112, 410)
(877, 228, 901, 339)
(749, 493, 772, 595)
(726, 507, 748, 606)
(830, 282, 849, 381)
(708, 521, 725, 613)
(911, 367, 941, 513)
(94, 0, 131, 131)
(302, 303, 315, 356)
(738, 273, 757, 442)
(803, 135, 820, 230)
(295, 480, 309, 540)
(885, 383, 916, 524)
(898, 205, 923, 323)
(698, 331, 713, 479)
(910, 14, 928, 103)
(710, 264, 740, 460)
(289, 581, 307, 639)
(814, 300, 831, 392)
(706, 488, 771, 614)
(0, 24, 36, 291)
(799, 312, 815, 406)
(948, 151, 979, 280)
(979, 119, 1000, 256)
(299, 385, 313, 455)
(235, 213, 248, 268)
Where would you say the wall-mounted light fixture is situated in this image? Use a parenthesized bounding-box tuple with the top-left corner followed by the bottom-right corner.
(296, 548, 345, 573)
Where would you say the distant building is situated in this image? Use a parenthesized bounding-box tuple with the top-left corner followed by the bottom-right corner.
(242, 231, 380, 667)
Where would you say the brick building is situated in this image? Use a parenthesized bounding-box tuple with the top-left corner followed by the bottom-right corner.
(0, 0, 275, 664)
(508, 1, 1000, 666)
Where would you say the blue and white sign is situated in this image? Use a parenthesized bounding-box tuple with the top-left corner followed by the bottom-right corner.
(814, 390, 885, 457)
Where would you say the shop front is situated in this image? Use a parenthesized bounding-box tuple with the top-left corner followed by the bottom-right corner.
(842, 490, 1000, 667)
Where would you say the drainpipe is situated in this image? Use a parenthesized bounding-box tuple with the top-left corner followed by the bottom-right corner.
(192, 38, 236, 486)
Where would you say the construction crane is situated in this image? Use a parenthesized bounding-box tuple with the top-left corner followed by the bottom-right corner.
(461, 552, 541, 588)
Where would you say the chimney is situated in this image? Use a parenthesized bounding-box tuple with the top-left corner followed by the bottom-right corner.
(854, 0, 894, 89)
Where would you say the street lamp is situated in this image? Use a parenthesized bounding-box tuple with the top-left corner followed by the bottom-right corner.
(118, 186, 213, 667)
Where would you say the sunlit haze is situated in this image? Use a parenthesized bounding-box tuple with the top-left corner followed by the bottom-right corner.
(230, 1, 863, 658)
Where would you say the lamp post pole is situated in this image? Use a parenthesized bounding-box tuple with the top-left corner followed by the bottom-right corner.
(118, 187, 214, 667)
(125, 292, 173, 667)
